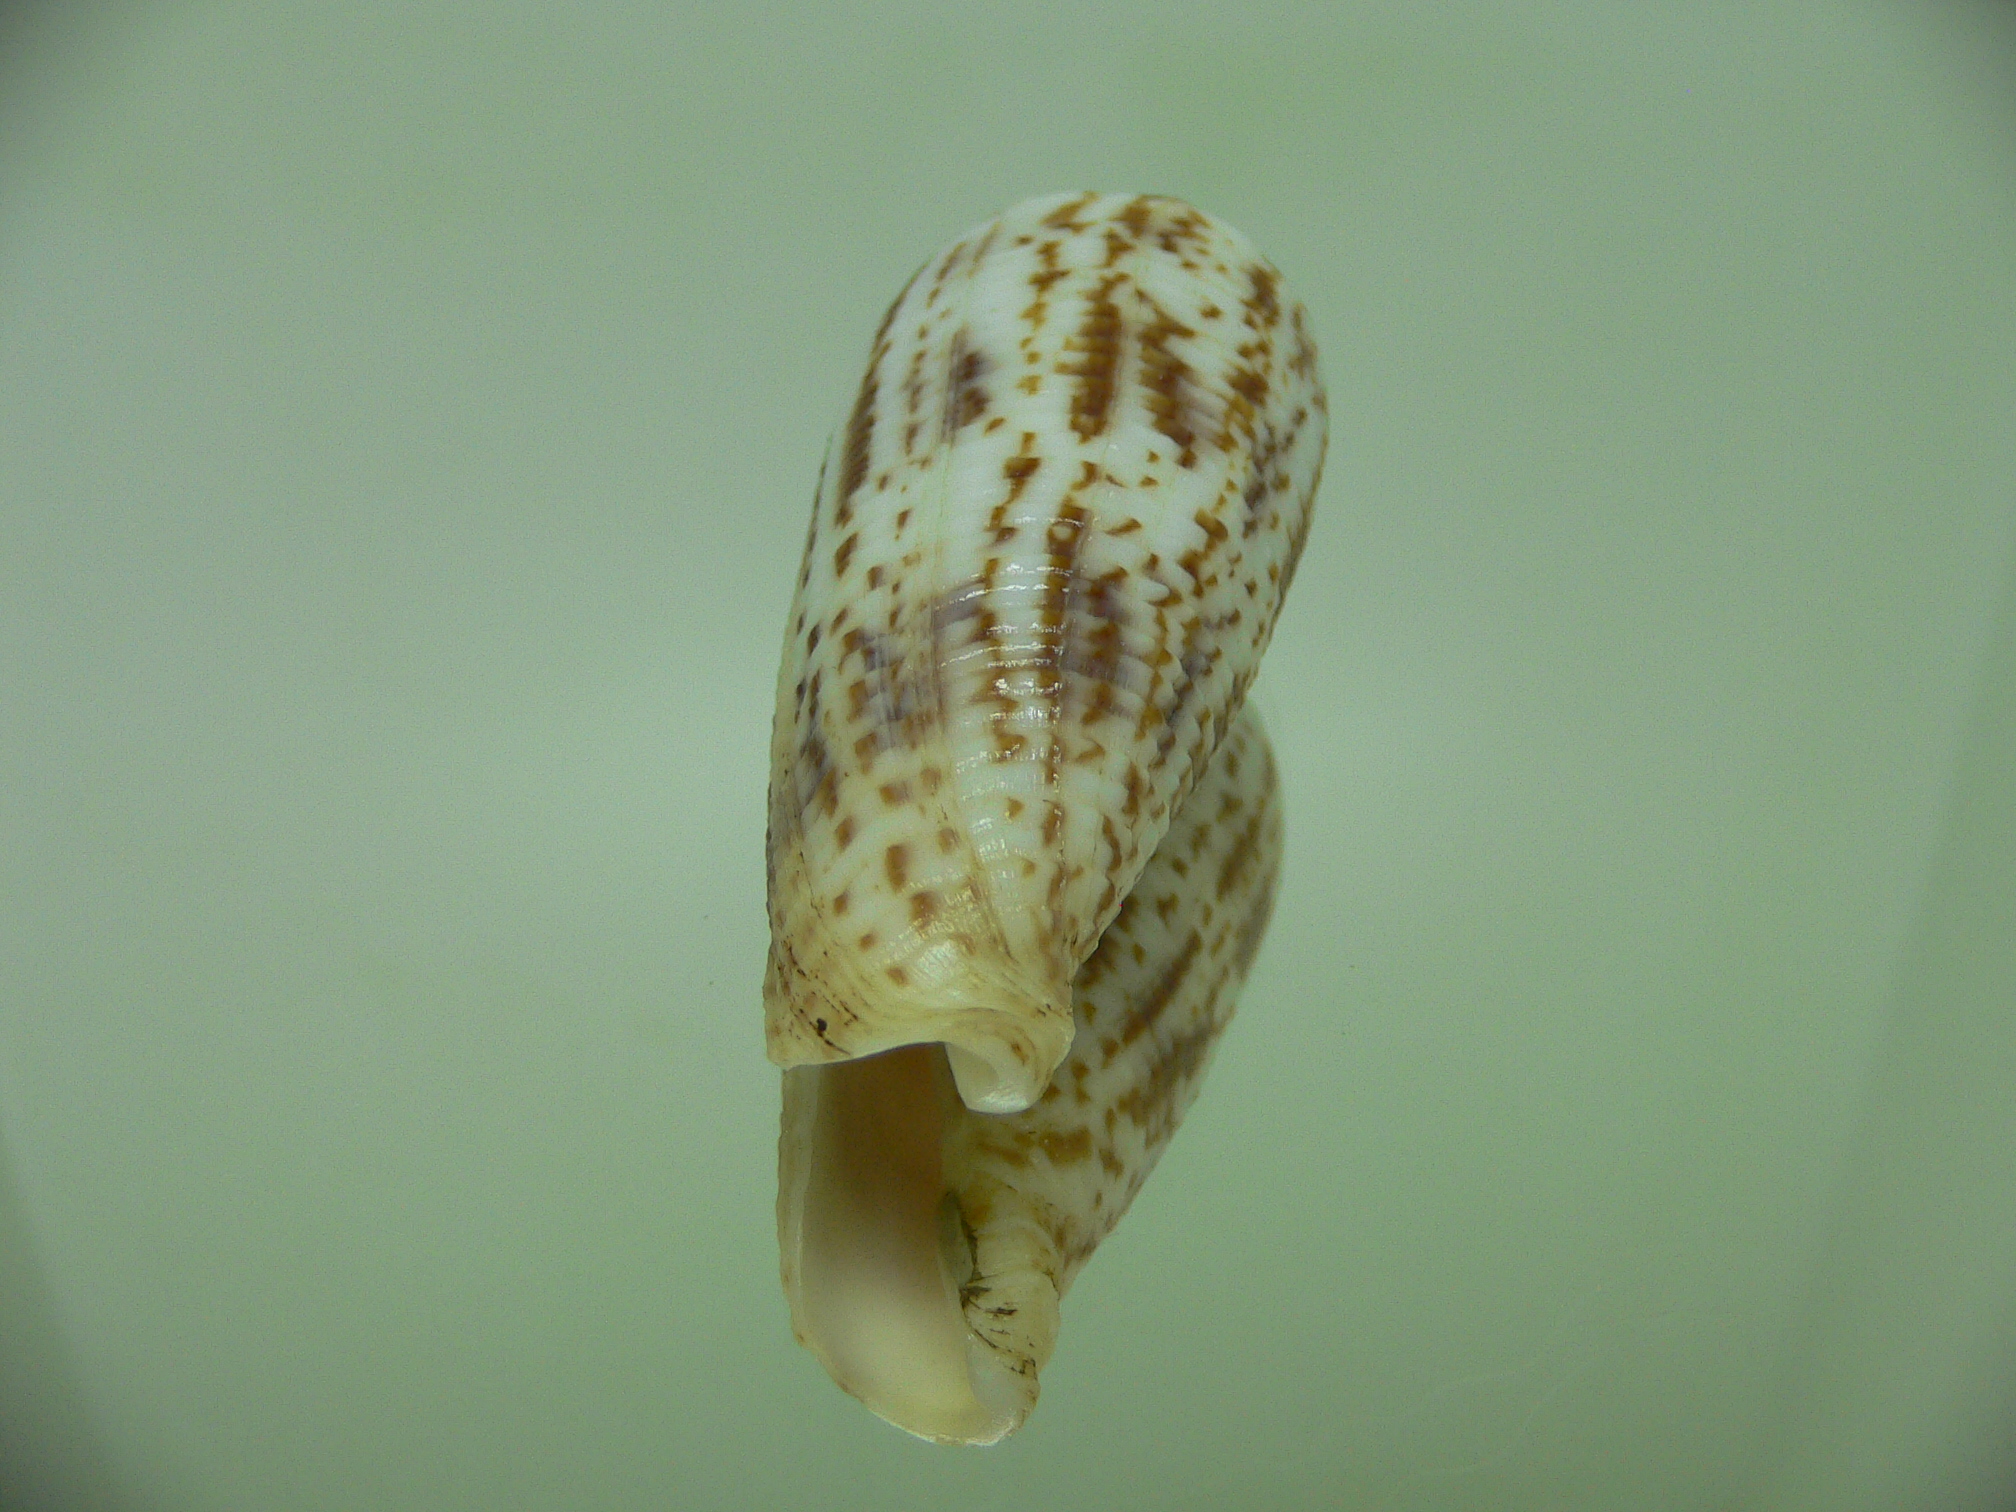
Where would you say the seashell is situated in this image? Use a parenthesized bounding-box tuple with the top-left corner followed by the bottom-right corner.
(764, 191, 1326, 1443)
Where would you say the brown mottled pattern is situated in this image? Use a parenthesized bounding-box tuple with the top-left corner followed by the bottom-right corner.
(769, 196, 1320, 1439)
(939, 706, 1284, 1383)
(1060, 275, 1124, 441)
(764, 192, 1324, 1123)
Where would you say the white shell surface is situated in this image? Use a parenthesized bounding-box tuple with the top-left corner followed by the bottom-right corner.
(764, 191, 1326, 1115)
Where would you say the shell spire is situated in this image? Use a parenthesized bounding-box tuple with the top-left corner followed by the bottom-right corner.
(765, 191, 1324, 1113)
(765, 191, 1325, 1442)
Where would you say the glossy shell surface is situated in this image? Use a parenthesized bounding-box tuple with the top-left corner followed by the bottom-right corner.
(765, 190, 1324, 1114)
(765, 191, 1326, 1442)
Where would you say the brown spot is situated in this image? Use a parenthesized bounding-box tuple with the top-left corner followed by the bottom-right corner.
(937, 826, 959, 853)
(1037, 1127, 1093, 1164)
(1245, 263, 1281, 328)
(797, 724, 840, 819)
(1002, 433, 1042, 502)
(910, 890, 939, 926)
(878, 780, 912, 806)
(927, 240, 970, 301)
(1138, 294, 1200, 466)
(1036, 501, 1088, 717)
(1228, 361, 1270, 409)
(1123, 1004, 1226, 1143)
(884, 844, 910, 889)
(1041, 191, 1098, 231)
(834, 815, 856, 849)
(836, 370, 879, 527)
(1289, 311, 1319, 380)
(1239, 425, 1282, 537)
(1119, 931, 1204, 1045)
(1216, 806, 1267, 900)
(1122, 763, 1146, 820)
(886, 965, 909, 986)
(1065, 566, 1130, 697)
(1229, 858, 1280, 980)
(831, 889, 849, 916)
(857, 931, 877, 951)
(1061, 275, 1124, 442)
(832, 531, 860, 578)
(1095, 878, 1118, 920)
(943, 330, 992, 437)
(1023, 239, 1066, 330)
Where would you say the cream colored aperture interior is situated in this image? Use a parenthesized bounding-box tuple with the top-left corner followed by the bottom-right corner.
(780, 1048, 1023, 1445)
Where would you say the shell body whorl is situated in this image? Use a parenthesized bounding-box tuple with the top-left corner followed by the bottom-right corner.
(765, 191, 1325, 1443)
(765, 190, 1324, 1113)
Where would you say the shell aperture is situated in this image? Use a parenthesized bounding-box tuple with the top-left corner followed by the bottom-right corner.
(765, 192, 1325, 1442)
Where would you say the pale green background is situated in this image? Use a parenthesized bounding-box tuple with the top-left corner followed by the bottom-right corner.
(3, 3, 2015, 1509)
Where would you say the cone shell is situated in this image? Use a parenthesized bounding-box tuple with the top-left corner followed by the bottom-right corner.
(765, 191, 1325, 1442)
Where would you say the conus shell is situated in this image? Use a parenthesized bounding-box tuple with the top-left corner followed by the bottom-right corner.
(765, 191, 1325, 1442)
